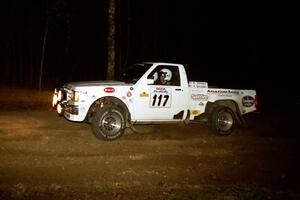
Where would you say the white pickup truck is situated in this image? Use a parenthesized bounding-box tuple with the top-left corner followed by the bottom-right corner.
(52, 62, 258, 140)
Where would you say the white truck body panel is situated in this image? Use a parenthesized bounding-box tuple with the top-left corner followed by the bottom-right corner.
(131, 64, 189, 121)
(61, 82, 133, 122)
(188, 84, 256, 120)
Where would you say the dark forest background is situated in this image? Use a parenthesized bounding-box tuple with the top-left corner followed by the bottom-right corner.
(0, 0, 297, 106)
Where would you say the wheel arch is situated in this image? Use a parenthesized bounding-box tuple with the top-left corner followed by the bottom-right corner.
(85, 96, 131, 126)
(205, 100, 243, 124)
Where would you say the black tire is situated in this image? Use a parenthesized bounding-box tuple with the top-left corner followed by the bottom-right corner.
(209, 106, 235, 136)
(91, 105, 125, 140)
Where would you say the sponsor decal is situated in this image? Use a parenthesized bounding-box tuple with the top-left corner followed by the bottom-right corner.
(189, 82, 208, 88)
(191, 110, 201, 116)
(150, 86, 171, 107)
(139, 92, 149, 97)
(191, 94, 208, 101)
(153, 87, 169, 94)
(207, 89, 239, 95)
(127, 91, 132, 97)
(242, 96, 255, 107)
(104, 87, 115, 93)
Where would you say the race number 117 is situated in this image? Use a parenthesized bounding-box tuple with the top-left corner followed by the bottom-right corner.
(152, 94, 169, 107)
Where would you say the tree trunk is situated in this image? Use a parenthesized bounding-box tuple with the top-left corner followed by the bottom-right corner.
(39, 18, 48, 90)
(8, 0, 17, 86)
(107, 0, 116, 80)
(39, 0, 48, 90)
(123, 0, 131, 69)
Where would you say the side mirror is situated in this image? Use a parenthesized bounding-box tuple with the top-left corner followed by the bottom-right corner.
(146, 79, 154, 85)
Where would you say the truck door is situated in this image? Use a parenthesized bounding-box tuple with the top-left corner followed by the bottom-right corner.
(132, 65, 188, 121)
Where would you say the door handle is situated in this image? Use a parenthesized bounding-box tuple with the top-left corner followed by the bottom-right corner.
(175, 88, 183, 91)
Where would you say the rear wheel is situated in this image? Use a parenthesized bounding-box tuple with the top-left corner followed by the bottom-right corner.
(91, 105, 125, 140)
(209, 106, 235, 136)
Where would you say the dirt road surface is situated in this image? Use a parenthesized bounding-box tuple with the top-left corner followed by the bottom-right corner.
(0, 88, 299, 199)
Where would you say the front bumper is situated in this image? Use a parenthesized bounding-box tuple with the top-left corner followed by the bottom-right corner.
(58, 102, 79, 115)
(52, 88, 78, 115)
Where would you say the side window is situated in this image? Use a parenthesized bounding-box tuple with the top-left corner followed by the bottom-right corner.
(147, 65, 181, 86)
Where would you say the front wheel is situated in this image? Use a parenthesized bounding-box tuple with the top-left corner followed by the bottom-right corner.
(209, 106, 235, 136)
(91, 105, 125, 140)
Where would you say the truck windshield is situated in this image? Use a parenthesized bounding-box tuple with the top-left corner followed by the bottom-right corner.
(121, 63, 152, 84)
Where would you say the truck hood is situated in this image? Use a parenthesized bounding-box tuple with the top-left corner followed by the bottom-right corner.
(64, 81, 131, 90)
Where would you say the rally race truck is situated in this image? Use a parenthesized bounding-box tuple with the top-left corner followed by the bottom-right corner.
(52, 62, 258, 140)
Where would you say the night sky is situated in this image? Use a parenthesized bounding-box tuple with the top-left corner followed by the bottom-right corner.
(0, 1, 298, 104)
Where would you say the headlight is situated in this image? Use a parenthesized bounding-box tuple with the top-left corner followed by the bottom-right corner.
(57, 103, 63, 114)
(71, 91, 79, 102)
(52, 94, 58, 107)
(57, 90, 62, 101)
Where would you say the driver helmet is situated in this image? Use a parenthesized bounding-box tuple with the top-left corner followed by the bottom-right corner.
(160, 68, 172, 81)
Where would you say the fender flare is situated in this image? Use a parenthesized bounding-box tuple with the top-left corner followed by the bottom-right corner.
(205, 100, 244, 125)
(85, 96, 131, 127)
